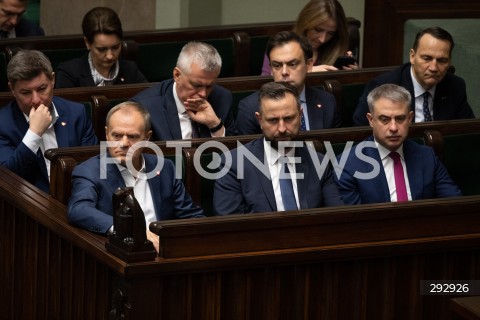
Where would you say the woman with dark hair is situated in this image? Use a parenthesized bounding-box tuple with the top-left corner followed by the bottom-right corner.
(55, 7, 147, 88)
(261, 0, 357, 75)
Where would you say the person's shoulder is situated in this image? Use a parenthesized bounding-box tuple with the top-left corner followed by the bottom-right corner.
(403, 139, 435, 155)
(53, 96, 84, 108)
(135, 94, 165, 111)
(118, 58, 142, 71)
(73, 154, 102, 173)
(233, 137, 262, 154)
(306, 85, 335, 100)
(440, 71, 467, 87)
(132, 79, 172, 101)
(371, 63, 409, 84)
(15, 18, 44, 36)
(238, 91, 259, 105)
(0, 100, 15, 115)
(58, 55, 85, 67)
(210, 83, 232, 100)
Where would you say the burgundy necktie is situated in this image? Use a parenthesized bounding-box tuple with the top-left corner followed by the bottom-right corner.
(389, 152, 408, 202)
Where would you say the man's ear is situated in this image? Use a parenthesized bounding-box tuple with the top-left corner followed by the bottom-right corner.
(173, 67, 181, 82)
(366, 113, 374, 128)
(146, 130, 152, 141)
(408, 111, 414, 124)
(409, 48, 415, 64)
(8, 82, 14, 96)
(255, 111, 262, 124)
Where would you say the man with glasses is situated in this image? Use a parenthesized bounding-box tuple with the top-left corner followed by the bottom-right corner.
(0, 0, 44, 38)
(235, 31, 341, 135)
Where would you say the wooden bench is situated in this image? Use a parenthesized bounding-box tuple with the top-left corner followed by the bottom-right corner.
(1, 163, 479, 319)
(0, 18, 362, 89)
(45, 119, 480, 216)
(0, 66, 397, 141)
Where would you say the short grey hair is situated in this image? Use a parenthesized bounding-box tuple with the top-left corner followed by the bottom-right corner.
(7, 50, 53, 87)
(176, 41, 222, 73)
(367, 83, 411, 113)
(106, 101, 151, 133)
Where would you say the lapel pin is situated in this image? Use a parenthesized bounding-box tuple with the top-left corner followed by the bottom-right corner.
(316, 104, 322, 108)
(156, 171, 160, 176)
(61, 121, 66, 126)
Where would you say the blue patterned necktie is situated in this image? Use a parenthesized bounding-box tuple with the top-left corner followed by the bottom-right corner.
(300, 100, 307, 131)
(422, 91, 432, 122)
(279, 159, 298, 211)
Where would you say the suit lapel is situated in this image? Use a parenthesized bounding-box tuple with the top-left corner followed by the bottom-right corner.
(53, 102, 69, 147)
(144, 155, 162, 219)
(403, 141, 423, 200)
(305, 87, 324, 130)
(163, 91, 183, 140)
(12, 103, 49, 181)
(295, 147, 309, 209)
(12, 102, 29, 136)
(432, 81, 449, 120)
(364, 140, 391, 202)
(250, 139, 277, 211)
(105, 161, 127, 195)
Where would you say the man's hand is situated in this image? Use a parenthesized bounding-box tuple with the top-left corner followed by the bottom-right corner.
(29, 104, 52, 136)
(185, 98, 225, 136)
(184, 98, 220, 128)
(311, 64, 339, 72)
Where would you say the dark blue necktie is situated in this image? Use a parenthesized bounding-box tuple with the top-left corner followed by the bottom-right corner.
(279, 159, 298, 211)
(0, 31, 8, 38)
(422, 91, 432, 122)
(300, 101, 307, 131)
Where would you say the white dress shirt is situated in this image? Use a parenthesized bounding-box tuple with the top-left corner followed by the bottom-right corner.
(118, 158, 157, 226)
(263, 139, 300, 211)
(375, 140, 412, 201)
(410, 67, 436, 122)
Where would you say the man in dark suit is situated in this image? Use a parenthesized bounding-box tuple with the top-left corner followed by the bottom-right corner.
(0, 0, 44, 38)
(0, 50, 97, 193)
(235, 31, 341, 135)
(336, 83, 462, 205)
(68, 101, 204, 251)
(131, 41, 236, 140)
(353, 27, 475, 126)
(214, 82, 344, 215)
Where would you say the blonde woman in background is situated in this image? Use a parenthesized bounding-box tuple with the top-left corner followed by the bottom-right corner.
(261, 0, 356, 75)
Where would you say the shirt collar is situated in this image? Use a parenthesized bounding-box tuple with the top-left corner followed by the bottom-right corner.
(117, 155, 146, 177)
(263, 138, 296, 166)
(374, 138, 405, 161)
(173, 82, 186, 114)
(299, 86, 306, 103)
